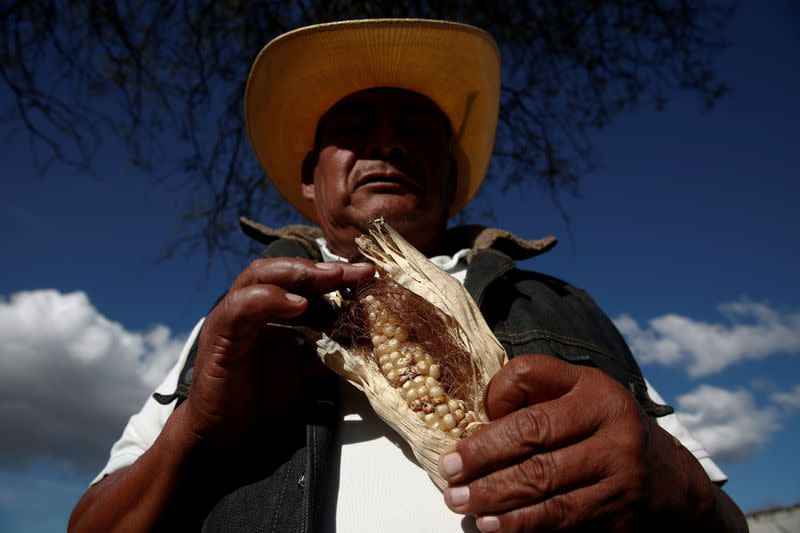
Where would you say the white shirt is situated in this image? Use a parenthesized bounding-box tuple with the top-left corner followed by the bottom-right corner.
(93, 242, 726, 531)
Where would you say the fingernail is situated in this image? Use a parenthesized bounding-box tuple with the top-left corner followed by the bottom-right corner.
(440, 452, 463, 478)
(446, 485, 470, 507)
(351, 262, 372, 268)
(476, 516, 500, 532)
(284, 293, 306, 303)
(315, 262, 339, 270)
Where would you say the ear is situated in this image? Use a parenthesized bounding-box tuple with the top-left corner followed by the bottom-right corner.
(301, 151, 317, 202)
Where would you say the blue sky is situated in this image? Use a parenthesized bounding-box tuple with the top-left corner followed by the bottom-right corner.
(1, 3, 799, 531)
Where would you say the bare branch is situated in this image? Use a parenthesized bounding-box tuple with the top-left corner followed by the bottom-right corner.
(0, 0, 734, 267)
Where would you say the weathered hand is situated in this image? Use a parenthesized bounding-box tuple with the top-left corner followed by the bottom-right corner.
(182, 258, 374, 447)
(438, 354, 722, 532)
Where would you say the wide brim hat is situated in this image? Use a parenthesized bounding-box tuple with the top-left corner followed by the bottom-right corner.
(245, 18, 501, 222)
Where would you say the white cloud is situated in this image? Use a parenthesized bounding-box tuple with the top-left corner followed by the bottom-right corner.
(675, 384, 780, 462)
(0, 290, 187, 473)
(770, 384, 800, 411)
(614, 300, 800, 377)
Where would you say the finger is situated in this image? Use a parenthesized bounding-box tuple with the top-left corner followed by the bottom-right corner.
(231, 258, 374, 293)
(484, 354, 584, 421)
(208, 284, 312, 341)
(336, 261, 377, 285)
(473, 482, 614, 533)
(443, 437, 608, 516)
(439, 394, 604, 485)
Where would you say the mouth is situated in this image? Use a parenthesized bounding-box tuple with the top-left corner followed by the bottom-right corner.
(355, 170, 419, 192)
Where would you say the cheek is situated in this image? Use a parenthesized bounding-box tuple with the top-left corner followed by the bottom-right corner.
(314, 148, 355, 220)
(316, 148, 349, 189)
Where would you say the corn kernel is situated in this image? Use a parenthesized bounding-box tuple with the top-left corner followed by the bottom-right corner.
(441, 414, 457, 431)
(366, 293, 472, 440)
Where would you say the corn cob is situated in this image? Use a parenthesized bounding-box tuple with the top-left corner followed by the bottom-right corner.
(362, 294, 478, 438)
(316, 218, 508, 490)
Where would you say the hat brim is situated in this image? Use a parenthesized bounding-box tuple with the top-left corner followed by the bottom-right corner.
(245, 19, 501, 222)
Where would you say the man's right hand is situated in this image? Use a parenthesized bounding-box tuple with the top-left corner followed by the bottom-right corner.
(69, 258, 374, 533)
(180, 258, 375, 448)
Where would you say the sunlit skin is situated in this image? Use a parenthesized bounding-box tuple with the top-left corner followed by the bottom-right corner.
(301, 88, 457, 258)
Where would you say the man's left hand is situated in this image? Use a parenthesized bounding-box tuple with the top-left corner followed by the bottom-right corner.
(438, 354, 745, 532)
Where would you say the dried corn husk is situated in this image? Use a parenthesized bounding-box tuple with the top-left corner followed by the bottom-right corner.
(316, 218, 508, 490)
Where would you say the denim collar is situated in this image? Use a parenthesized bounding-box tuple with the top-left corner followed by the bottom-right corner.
(239, 216, 557, 263)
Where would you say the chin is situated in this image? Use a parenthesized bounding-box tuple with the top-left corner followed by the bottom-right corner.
(375, 212, 446, 254)
(351, 197, 446, 247)
(356, 197, 418, 222)
(370, 208, 426, 232)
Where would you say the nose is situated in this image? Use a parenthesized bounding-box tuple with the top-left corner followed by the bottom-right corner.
(363, 120, 408, 161)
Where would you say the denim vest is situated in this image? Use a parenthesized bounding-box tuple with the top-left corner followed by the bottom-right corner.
(157, 224, 672, 532)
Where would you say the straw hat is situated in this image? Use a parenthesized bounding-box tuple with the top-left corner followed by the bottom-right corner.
(244, 19, 501, 222)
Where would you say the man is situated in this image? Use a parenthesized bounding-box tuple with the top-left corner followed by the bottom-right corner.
(70, 19, 746, 532)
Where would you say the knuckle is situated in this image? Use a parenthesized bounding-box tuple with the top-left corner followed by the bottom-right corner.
(511, 406, 552, 448)
(250, 257, 273, 269)
(495, 357, 526, 393)
(517, 453, 557, 497)
(611, 401, 648, 451)
(285, 262, 311, 285)
(246, 257, 277, 277)
(208, 292, 240, 323)
(502, 506, 540, 533)
(509, 353, 538, 379)
(589, 376, 640, 423)
(540, 493, 571, 529)
(500, 493, 583, 533)
(605, 394, 634, 426)
(229, 287, 265, 315)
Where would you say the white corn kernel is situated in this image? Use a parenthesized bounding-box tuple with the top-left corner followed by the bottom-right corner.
(366, 293, 472, 440)
(424, 413, 440, 426)
(441, 414, 457, 431)
(372, 334, 387, 346)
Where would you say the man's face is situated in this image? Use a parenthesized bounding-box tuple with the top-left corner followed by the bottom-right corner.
(301, 89, 456, 257)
